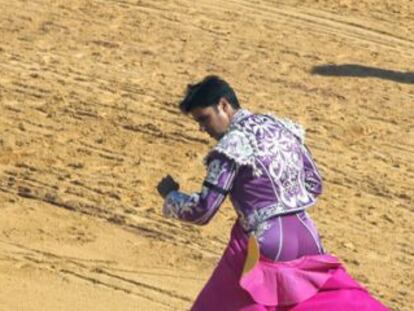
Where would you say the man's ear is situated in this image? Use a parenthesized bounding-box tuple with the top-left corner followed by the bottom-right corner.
(219, 97, 231, 113)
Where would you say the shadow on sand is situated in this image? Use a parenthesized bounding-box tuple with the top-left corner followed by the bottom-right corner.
(311, 64, 414, 84)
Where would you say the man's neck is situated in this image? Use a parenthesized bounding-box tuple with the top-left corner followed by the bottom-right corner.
(228, 108, 240, 122)
(230, 108, 250, 126)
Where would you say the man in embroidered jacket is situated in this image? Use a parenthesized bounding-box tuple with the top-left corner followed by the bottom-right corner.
(157, 76, 390, 311)
(158, 76, 324, 250)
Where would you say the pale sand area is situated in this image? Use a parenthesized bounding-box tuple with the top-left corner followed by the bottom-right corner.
(0, 0, 413, 310)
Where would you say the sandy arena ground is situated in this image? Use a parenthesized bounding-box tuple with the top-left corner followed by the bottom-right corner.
(0, 0, 413, 310)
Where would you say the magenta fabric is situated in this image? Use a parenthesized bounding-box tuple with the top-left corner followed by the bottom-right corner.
(191, 222, 389, 311)
(240, 255, 344, 306)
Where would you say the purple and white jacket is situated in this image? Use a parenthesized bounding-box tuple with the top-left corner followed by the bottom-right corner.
(163, 109, 323, 250)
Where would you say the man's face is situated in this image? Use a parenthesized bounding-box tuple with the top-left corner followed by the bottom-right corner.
(190, 101, 232, 140)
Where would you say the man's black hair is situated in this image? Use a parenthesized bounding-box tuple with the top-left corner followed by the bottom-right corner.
(179, 75, 240, 113)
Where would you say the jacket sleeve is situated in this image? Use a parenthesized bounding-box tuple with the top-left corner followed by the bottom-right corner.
(302, 144, 323, 197)
(163, 153, 237, 225)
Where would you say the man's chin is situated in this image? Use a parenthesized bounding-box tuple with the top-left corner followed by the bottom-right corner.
(206, 131, 224, 141)
(214, 133, 225, 141)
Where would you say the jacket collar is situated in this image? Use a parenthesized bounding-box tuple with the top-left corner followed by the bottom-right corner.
(229, 109, 252, 128)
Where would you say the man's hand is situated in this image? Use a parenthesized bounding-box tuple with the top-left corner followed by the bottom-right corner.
(157, 175, 180, 199)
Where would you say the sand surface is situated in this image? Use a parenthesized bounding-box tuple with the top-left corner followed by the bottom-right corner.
(0, 0, 413, 310)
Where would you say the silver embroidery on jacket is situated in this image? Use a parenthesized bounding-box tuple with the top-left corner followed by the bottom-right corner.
(205, 159, 224, 185)
(163, 191, 200, 219)
(205, 110, 306, 178)
(163, 159, 233, 220)
(206, 110, 319, 231)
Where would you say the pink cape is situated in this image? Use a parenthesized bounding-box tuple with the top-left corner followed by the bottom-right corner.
(191, 223, 389, 311)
